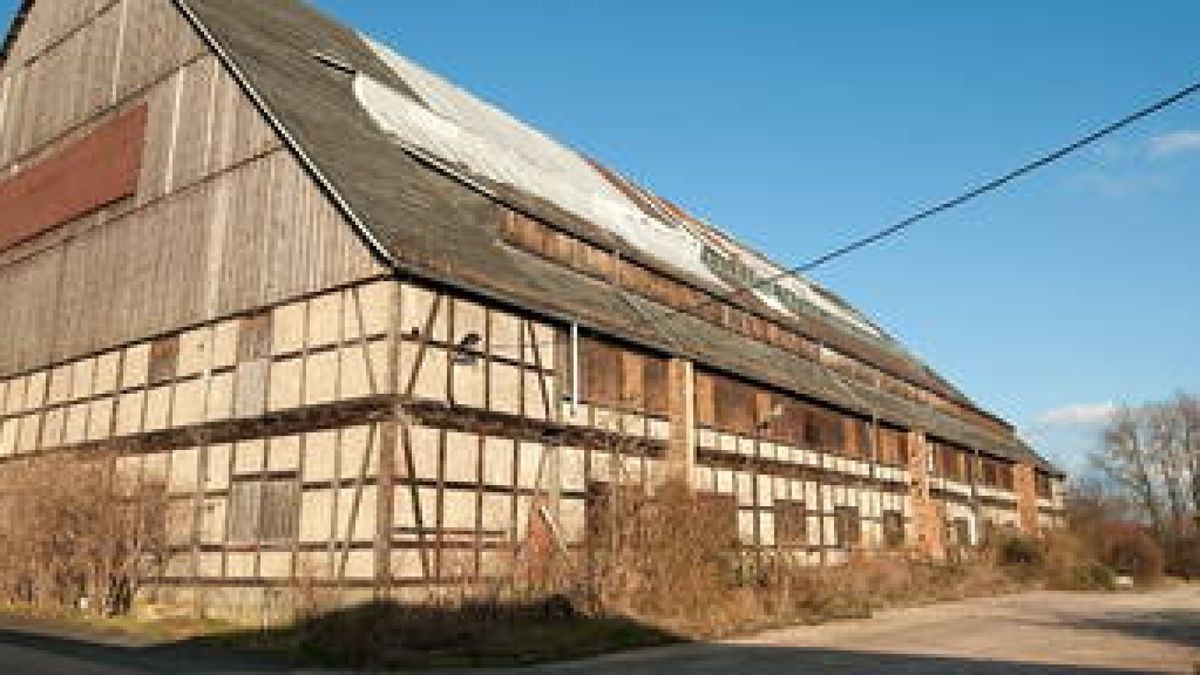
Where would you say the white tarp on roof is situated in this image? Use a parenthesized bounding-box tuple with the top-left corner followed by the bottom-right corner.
(356, 37, 724, 287)
(354, 36, 887, 341)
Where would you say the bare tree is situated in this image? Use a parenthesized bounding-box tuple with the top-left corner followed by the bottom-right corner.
(1145, 404, 1184, 538)
(1178, 394, 1200, 525)
(0, 453, 167, 615)
(1092, 406, 1165, 536)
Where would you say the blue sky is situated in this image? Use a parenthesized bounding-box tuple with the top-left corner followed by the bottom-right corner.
(3, 1, 1198, 473)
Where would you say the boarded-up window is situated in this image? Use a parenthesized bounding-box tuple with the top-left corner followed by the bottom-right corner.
(581, 338, 621, 406)
(883, 510, 905, 548)
(712, 375, 757, 435)
(848, 419, 871, 458)
(803, 407, 823, 448)
(694, 372, 716, 427)
(981, 457, 998, 487)
(769, 400, 806, 445)
(228, 476, 299, 544)
(937, 443, 966, 482)
(981, 457, 1014, 490)
(237, 312, 272, 363)
(998, 462, 1014, 491)
(582, 339, 670, 415)
(235, 315, 270, 417)
(950, 517, 971, 548)
(148, 336, 179, 385)
(806, 408, 845, 454)
(834, 506, 861, 549)
(878, 427, 909, 466)
(1035, 472, 1052, 499)
(775, 500, 807, 546)
(643, 356, 669, 416)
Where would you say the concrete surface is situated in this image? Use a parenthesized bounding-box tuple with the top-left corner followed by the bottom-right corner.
(533, 586, 1200, 674)
(0, 586, 1195, 673)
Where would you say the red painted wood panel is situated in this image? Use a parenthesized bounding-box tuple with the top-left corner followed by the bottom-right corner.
(0, 104, 148, 251)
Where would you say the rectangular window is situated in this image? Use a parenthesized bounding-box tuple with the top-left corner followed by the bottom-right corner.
(713, 375, 756, 435)
(982, 458, 998, 487)
(581, 339, 671, 416)
(854, 419, 872, 458)
(771, 400, 806, 445)
(950, 517, 971, 547)
(237, 311, 272, 363)
(824, 413, 846, 454)
(938, 444, 965, 482)
(228, 476, 299, 544)
(883, 510, 905, 548)
(1035, 472, 1052, 499)
(803, 408, 823, 448)
(877, 427, 908, 466)
(148, 336, 180, 385)
(643, 356, 669, 416)
(834, 506, 861, 549)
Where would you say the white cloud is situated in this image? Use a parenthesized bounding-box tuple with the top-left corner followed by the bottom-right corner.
(1149, 130, 1200, 157)
(1036, 401, 1117, 428)
(1071, 171, 1169, 197)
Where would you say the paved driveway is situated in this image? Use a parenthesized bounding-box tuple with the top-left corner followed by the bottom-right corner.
(532, 586, 1200, 674)
(0, 586, 1196, 673)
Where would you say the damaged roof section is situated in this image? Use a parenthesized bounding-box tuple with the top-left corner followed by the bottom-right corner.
(354, 36, 905, 347)
(174, 0, 1048, 471)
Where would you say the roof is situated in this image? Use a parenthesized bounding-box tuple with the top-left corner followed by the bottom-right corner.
(0, 0, 1056, 473)
(0, 0, 32, 68)
(176, 0, 1057, 473)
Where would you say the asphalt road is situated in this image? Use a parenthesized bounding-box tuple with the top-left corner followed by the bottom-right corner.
(0, 586, 1196, 673)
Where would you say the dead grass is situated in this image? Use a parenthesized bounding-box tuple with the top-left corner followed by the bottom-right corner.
(0, 450, 1053, 668)
(0, 601, 237, 644)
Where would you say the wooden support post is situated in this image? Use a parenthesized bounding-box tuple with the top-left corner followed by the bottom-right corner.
(665, 358, 695, 488)
(375, 283, 401, 598)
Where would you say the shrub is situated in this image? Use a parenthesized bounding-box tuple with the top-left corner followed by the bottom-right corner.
(994, 531, 1042, 568)
(1168, 537, 1200, 579)
(0, 453, 168, 616)
(1101, 525, 1165, 585)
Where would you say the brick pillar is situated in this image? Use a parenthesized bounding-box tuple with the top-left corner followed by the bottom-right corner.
(665, 358, 696, 488)
(907, 430, 945, 560)
(1013, 463, 1038, 536)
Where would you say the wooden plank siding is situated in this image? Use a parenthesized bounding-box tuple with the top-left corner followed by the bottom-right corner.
(498, 210, 1012, 439)
(0, 0, 384, 378)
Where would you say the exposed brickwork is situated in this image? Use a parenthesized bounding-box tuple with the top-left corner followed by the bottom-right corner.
(1013, 463, 1039, 536)
(908, 431, 946, 559)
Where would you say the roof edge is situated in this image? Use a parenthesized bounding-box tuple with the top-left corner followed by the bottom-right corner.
(0, 0, 35, 71)
(171, 0, 400, 278)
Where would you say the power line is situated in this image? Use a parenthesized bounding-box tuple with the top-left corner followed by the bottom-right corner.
(686, 74, 1200, 313)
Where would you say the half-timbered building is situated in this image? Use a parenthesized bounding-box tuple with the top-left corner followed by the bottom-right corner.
(0, 0, 1064, 619)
